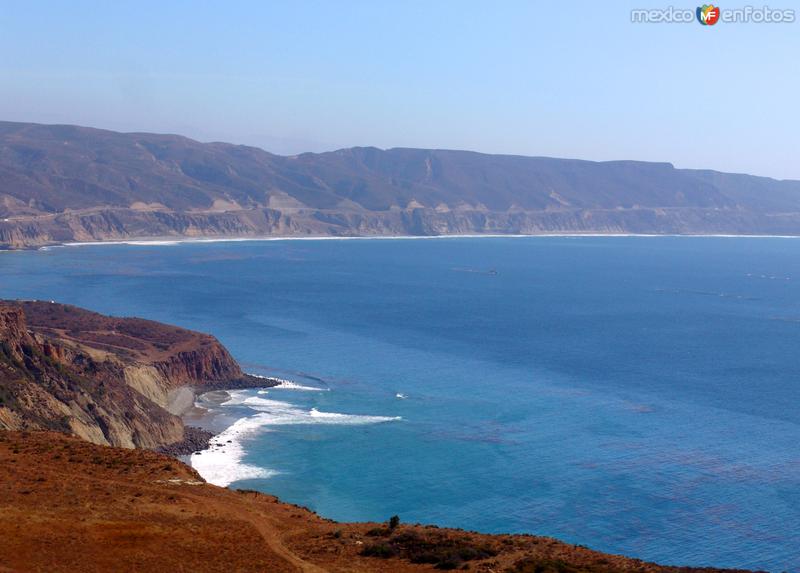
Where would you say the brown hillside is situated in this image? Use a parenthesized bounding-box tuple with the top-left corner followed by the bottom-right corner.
(0, 431, 760, 573)
(0, 300, 268, 450)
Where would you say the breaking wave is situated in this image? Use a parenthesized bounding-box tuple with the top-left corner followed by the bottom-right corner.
(190, 390, 400, 486)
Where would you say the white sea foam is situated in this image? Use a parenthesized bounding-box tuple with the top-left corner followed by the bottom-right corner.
(58, 233, 800, 250)
(190, 390, 400, 486)
(66, 240, 185, 246)
(218, 389, 253, 406)
(274, 380, 329, 391)
(237, 395, 400, 425)
(189, 415, 278, 487)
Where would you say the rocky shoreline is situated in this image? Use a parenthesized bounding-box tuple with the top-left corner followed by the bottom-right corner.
(157, 375, 281, 457)
(199, 374, 281, 392)
(155, 425, 214, 456)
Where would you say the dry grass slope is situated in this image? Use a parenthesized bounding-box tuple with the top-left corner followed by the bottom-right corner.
(0, 431, 762, 573)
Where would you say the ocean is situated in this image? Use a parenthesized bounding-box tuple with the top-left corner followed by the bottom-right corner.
(2, 236, 799, 571)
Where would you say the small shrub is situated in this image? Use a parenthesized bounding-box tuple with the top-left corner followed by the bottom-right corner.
(506, 558, 584, 573)
(361, 526, 498, 569)
(435, 554, 463, 570)
(411, 551, 440, 564)
(457, 547, 479, 561)
(361, 543, 396, 558)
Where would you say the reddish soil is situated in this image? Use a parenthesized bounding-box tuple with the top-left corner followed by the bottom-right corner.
(0, 431, 759, 573)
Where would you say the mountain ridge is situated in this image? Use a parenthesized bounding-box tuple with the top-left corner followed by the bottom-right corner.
(2, 120, 800, 247)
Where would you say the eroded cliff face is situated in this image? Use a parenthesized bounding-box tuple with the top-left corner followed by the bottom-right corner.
(151, 341, 245, 389)
(0, 307, 27, 356)
(5, 204, 800, 249)
(0, 301, 256, 449)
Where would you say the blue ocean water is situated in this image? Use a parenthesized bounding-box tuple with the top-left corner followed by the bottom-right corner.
(2, 236, 799, 571)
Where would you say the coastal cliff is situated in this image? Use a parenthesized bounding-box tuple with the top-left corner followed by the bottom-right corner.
(5, 204, 800, 250)
(0, 300, 266, 449)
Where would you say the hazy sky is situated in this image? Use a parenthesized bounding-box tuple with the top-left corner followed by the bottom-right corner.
(1, 1, 798, 179)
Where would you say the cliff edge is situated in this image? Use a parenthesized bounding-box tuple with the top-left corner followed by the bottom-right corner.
(0, 300, 265, 449)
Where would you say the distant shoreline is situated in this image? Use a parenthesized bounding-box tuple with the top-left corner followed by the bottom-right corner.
(43, 232, 800, 250)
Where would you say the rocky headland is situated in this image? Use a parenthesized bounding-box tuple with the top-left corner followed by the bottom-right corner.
(0, 300, 275, 452)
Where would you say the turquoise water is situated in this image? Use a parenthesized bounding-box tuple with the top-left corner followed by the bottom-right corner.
(2, 237, 799, 571)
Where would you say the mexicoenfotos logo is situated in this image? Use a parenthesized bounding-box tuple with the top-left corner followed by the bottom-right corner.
(631, 5, 796, 23)
(697, 4, 721, 25)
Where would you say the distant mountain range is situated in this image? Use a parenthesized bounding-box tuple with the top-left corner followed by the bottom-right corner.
(2, 120, 800, 247)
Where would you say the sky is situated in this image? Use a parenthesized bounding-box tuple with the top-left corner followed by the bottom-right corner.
(1, 1, 798, 179)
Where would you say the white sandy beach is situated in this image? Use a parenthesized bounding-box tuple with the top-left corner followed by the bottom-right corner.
(55, 232, 800, 250)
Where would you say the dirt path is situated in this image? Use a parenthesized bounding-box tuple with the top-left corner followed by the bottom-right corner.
(210, 496, 327, 573)
(6, 449, 330, 573)
(103, 471, 331, 573)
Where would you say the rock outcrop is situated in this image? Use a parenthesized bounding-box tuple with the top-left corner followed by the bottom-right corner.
(0, 300, 268, 449)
